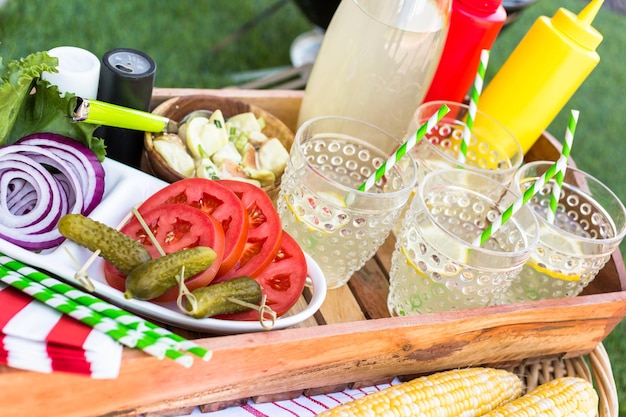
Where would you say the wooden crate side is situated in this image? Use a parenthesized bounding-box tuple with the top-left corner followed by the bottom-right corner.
(1, 290, 624, 417)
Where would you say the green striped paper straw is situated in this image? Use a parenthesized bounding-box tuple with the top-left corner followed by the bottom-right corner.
(0, 253, 211, 362)
(459, 49, 490, 164)
(472, 156, 567, 247)
(547, 109, 579, 223)
(358, 104, 450, 192)
(0, 264, 194, 368)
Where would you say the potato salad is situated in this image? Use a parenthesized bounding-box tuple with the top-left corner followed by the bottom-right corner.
(152, 110, 289, 188)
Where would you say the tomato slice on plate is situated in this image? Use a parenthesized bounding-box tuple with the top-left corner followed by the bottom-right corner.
(137, 178, 248, 276)
(216, 232, 308, 321)
(213, 179, 283, 282)
(104, 204, 225, 302)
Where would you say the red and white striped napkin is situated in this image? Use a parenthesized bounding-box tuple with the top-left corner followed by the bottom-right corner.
(0, 282, 122, 379)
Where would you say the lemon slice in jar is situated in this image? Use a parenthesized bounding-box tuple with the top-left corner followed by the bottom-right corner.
(283, 190, 350, 234)
(524, 233, 586, 282)
(318, 191, 349, 207)
(400, 223, 470, 279)
(400, 245, 432, 280)
(524, 259, 582, 282)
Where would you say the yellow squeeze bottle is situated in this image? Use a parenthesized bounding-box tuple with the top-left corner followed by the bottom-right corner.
(476, 0, 603, 154)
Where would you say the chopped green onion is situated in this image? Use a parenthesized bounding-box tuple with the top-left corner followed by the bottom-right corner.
(197, 145, 210, 159)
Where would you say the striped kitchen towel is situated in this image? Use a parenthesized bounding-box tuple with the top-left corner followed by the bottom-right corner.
(173, 379, 402, 416)
(0, 282, 122, 379)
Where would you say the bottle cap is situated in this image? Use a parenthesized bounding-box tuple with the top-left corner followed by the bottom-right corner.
(455, 0, 503, 14)
(552, 0, 603, 50)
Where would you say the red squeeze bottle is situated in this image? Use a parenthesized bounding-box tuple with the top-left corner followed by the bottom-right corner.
(423, 0, 507, 104)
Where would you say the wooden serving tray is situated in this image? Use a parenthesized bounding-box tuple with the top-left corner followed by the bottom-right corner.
(1, 89, 624, 417)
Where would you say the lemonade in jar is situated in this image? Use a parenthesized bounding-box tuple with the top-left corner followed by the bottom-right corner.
(388, 169, 539, 315)
(499, 161, 626, 304)
(278, 116, 417, 289)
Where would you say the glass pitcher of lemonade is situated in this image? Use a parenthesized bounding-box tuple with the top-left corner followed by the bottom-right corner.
(297, 0, 451, 141)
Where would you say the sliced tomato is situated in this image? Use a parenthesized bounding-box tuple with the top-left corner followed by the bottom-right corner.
(137, 178, 248, 276)
(104, 204, 225, 302)
(212, 179, 283, 282)
(216, 232, 308, 321)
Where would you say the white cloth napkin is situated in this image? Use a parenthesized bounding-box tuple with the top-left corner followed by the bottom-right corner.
(0, 282, 122, 379)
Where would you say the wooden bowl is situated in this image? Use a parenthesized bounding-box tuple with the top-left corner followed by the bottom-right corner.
(142, 94, 294, 203)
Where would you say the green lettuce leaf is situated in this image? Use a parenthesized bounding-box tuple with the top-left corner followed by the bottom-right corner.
(0, 51, 106, 160)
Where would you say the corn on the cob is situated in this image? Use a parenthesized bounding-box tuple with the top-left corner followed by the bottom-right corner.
(316, 367, 522, 417)
(482, 376, 598, 417)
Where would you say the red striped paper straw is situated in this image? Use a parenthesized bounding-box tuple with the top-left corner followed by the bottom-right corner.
(459, 49, 490, 163)
(547, 109, 579, 223)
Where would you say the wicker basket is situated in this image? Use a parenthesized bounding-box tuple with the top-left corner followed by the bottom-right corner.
(144, 344, 618, 416)
(505, 343, 618, 417)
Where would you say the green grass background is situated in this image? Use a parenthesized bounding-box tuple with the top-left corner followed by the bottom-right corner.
(1, 0, 625, 413)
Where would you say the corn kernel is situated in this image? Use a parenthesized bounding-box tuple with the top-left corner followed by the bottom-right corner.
(316, 367, 522, 417)
(482, 377, 598, 417)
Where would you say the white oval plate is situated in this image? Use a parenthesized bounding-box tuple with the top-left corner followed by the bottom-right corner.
(0, 158, 327, 335)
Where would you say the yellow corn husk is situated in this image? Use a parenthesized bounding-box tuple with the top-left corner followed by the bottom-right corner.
(316, 367, 522, 417)
(482, 376, 599, 417)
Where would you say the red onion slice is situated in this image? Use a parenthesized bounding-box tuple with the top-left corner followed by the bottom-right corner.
(17, 145, 84, 218)
(0, 158, 66, 249)
(0, 156, 62, 231)
(4, 174, 34, 212)
(9, 188, 38, 216)
(0, 134, 106, 251)
(17, 134, 105, 214)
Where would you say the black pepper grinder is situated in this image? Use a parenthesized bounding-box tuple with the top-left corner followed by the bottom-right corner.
(96, 48, 157, 168)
